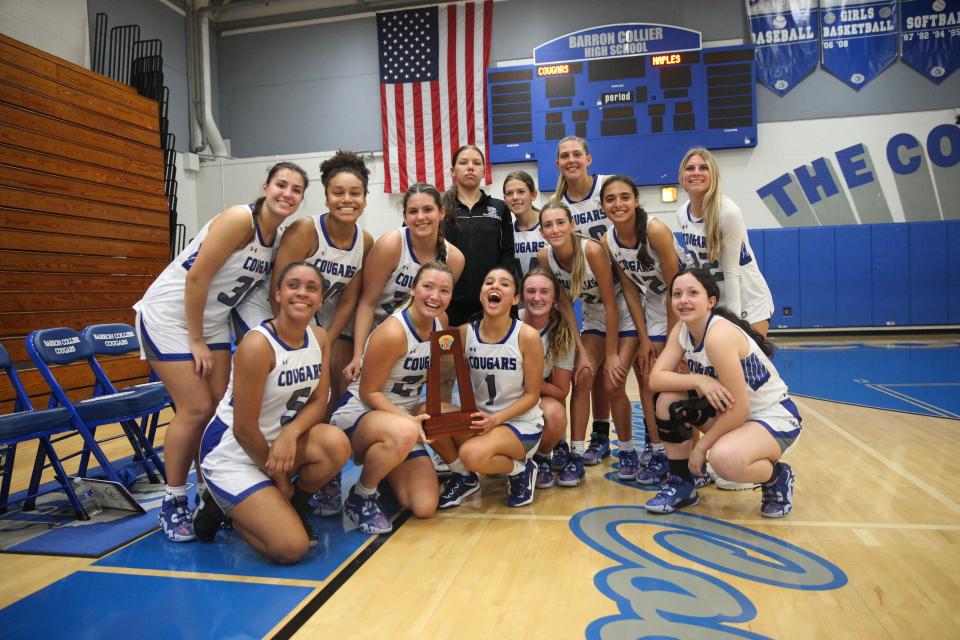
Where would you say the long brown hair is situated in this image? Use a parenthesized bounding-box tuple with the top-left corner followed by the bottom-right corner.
(539, 202, 591, 300)
(601, 174, 653, 270)
(403, 183, 447, 262)
(671, 267, 774, 356)
(523, 265, 575, 369)
(679, 147, 723, 263)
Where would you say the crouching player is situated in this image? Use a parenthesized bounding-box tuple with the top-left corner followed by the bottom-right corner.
(645, 268, 801, 517)
(436, 267, 545, 509)
(194, 262, 351, 563)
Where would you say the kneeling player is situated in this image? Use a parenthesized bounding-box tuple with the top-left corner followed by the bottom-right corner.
(645, 268, 801, 517)
(195, 262, 351, 564)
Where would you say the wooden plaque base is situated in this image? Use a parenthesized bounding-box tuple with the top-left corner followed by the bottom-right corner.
(423, 329, 476, 439)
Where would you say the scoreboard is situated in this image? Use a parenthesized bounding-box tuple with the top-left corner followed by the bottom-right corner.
(486, 26, 758, 188)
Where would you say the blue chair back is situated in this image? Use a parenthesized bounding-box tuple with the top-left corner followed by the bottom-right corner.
(30, 328, 93, 366)
(82, 324, 140, 357)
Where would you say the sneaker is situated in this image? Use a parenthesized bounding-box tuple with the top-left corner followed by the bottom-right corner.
(583, 431, 611, 466)
(506, 459, 538, 507)
(693, 464, 713, 490)
(635, 450, 669, 486)
(344, 485, 393, 534)
(438, 472, 480, 509)
(311, 472, 343, 516)
(638, 441, 654, 468)
(192, 489, 225, 543)
(534, 455, 555, 489)
(760, 462, 795, 518)
(550, 441, 570, 471)
(617, 449, 640, 480)
(159, 494, 196, 542)
(644, 475, 700, 514)
(557, 453, 585, 487)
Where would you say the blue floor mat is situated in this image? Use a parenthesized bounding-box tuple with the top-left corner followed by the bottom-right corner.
(0, 570, 312, 640)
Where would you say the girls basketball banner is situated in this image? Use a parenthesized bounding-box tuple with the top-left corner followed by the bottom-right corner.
(746, 0, 820, 96)
(819, 0, 898, 90)
(900, 0, 960, 84)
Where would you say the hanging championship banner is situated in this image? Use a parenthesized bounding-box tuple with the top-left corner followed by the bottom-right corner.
(746, 0, 820, 96)
(820, 0, 898, 90)
(900, 0, 960, 84)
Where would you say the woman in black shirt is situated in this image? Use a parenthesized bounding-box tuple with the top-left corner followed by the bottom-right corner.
(441, 145, 516, 327)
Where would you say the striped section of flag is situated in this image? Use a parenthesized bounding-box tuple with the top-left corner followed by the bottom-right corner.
(377, 1, 493, 193)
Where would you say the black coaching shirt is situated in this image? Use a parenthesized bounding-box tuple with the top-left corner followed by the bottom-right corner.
(443, 191, 515, 326)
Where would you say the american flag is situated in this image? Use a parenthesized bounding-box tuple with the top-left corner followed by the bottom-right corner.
(377, 1, 493, 193)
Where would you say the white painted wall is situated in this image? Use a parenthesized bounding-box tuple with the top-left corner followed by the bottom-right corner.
(190, 108, 958, 243)
(0, 0, 89, 66)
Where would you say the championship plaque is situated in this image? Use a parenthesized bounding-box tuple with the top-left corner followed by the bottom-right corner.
(423, 330, 476, 438)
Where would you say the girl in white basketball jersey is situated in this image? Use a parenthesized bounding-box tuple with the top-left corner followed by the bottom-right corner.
(536, 203, 644, 487)
(193, 262, 350, 564)
(330, 261, 454, 534)
(434, 267, 545, 509)
(271, 152, 374, 410)
(601, 175, 683, 486)
(644, 268, 800, 518)
(520, 266, 575, 489)
(676, 148, 773, 335)
(346, 183, 465, 382)
(504, 171, 544, 278)
(134, 162, 308, 542)
(551, 136, 615, 461)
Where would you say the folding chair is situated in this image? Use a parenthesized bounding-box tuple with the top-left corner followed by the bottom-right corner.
(0, 344, 86, 519)
(26, 327, 168, 487)
(82, 323, 173, 448)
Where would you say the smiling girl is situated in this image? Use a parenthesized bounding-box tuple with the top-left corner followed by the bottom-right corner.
(134, 162, 307, 542)
(645, 268, 800, 517)
(330, 261, 455, 533)
(435, 267, 545, 508)
(194, 261, 350, 563)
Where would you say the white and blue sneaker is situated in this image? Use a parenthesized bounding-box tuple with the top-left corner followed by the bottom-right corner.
(617, 449, 640, 480)
(638, 441, 654, 468)
(344, 484, 392, 534)
(760, 462, 795, 518)
(506, 459, 538, 507)
(159, 494, 196, 542)
(644, 475, 700, 514)
(311, 472, 343, 516)
(438, 472, 480, 509)
(635, 450, 669, 486)
(693, 464, 713, 490)
(558, 453, 585, 487)
(583, 431, 611, 466)
(550, 441, 570, 471)
(534, 454, 555, 489)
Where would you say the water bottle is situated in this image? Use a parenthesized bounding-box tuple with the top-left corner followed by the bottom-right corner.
(72, 477, 102, 518)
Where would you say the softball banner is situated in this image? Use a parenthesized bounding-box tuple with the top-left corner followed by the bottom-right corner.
(900, 0, 960, 84)
(819, 0, 898, 90)
(746, 0, 820, 97)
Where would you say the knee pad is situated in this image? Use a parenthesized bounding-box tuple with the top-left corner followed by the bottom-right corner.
(668, 394, 717, 427)
(656, 414, 692, 444)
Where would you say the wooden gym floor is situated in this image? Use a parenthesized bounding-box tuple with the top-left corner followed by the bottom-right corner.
(1, 336, 958, 639)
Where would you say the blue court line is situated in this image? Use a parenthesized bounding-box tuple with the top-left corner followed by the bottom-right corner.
(0, 570, 313, 640)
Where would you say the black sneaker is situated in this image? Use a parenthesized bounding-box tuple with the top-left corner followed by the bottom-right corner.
(291, 487, 319, 547)
(192, 489, 225, 543)
(438, 472, 480, 509)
